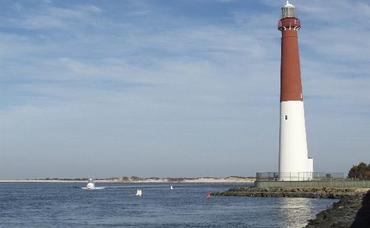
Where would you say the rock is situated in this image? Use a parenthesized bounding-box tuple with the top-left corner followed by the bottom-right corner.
(212, 187, 370, 228)
(305, 192, 370, 228)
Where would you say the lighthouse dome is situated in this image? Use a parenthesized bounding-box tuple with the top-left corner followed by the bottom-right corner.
(284, 1, 295, 8)
(282, 1, 296, 18)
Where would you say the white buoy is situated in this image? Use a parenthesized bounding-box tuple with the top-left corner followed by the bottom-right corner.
(136, 189, 143, 197)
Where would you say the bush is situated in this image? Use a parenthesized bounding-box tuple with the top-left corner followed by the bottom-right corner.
(347, 162, 370, 180)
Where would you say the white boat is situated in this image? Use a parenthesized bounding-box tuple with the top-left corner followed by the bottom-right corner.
(136, 189, 143, 197)
(170, 185, 174, 190)
(86, 178, 95, 189)
(81, 178, 105, 190)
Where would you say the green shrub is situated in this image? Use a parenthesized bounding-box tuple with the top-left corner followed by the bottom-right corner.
(348, 162, 370, 180)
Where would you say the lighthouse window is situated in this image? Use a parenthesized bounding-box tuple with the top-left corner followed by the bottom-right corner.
(285, 115, 288, 120)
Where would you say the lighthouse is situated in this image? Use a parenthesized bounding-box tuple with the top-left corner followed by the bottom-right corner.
(278, 1, 313, 181)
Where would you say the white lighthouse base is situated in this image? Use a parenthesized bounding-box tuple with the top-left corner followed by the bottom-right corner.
(279, 101, 313, 181)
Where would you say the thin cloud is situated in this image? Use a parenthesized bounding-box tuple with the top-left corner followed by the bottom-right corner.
(0, 0, 369, 178)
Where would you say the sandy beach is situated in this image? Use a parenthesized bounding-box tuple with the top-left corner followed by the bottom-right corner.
(0, 176, 256, 184)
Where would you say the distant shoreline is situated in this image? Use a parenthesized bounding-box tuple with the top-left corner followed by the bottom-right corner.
(0, 176, 256, 184)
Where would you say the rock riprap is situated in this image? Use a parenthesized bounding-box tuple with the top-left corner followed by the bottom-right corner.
(212, 187, 363, 199)
(213, 187, 370, 228)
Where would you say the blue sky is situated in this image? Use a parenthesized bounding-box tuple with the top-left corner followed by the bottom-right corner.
(0, 0, 369, 179)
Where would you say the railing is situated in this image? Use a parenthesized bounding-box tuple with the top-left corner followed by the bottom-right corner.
(256, 172, 345, 182)
(278, 18, 301, 31)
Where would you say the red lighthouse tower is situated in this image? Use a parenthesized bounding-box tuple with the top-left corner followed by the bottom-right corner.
(278, 1, 313, 181)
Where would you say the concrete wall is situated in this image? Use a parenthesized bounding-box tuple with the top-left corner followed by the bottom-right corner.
(255, 180, 370, 188)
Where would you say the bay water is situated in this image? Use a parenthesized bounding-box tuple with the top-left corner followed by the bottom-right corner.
(0, 183, 335, 227)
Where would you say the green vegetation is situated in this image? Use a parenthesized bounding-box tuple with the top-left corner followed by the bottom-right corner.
(348, 162, 370, 180)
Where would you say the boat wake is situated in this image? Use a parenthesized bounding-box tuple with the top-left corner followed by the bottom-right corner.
(81, 186, 106, 190)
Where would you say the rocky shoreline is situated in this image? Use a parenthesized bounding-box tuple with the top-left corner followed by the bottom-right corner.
(212, 187, 370, 227)
(305, 193, 370, 228)
(212, 187, 368, 198)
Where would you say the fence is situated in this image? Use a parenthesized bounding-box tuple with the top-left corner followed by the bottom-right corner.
(256, 172, 345, 182)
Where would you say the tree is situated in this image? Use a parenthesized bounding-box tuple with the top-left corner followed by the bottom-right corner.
(348, 162, 370, 180)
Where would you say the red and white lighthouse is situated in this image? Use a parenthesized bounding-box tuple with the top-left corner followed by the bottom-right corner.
(278, 1, 313, 181)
